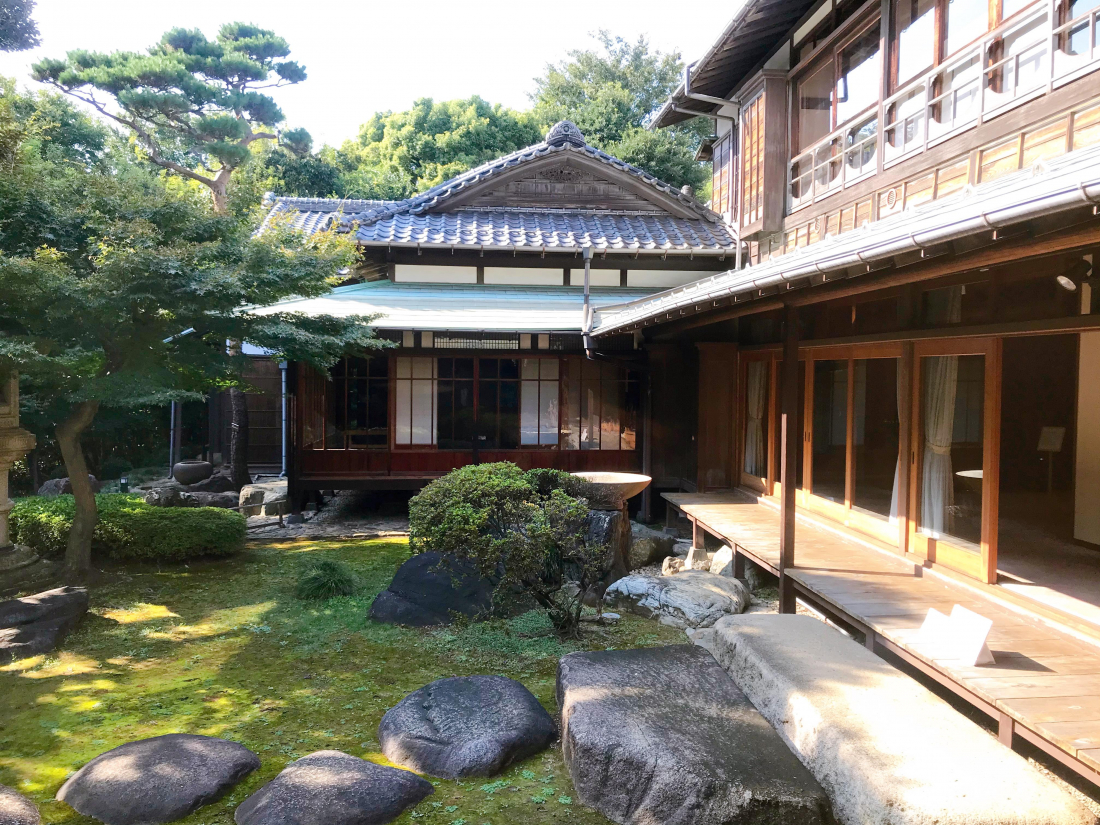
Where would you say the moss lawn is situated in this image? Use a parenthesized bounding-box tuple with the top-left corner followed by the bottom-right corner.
(0, 538, 683, 824)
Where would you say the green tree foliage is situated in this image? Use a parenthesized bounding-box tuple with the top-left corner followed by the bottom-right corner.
(32, 23, 310, 213)
(0, 0, 39, 52)
(408, 463, 609, 635)
(0, 82, 386, 576)
(337, 96, 543, 198)
(532, 31, 709, 192)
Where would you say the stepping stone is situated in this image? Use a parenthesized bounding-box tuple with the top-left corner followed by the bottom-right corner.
(234, 750, 433, 825)
(603, 571, 750, 628)
(557, 645, 832, 825)
(0, 587, 88, 665)
(369, 552, 495, 626)
(379, 676, 556, 779)
(56, 734, 260, 825)
(0, 784, 39, 825)
(712, 614, 1097, 825)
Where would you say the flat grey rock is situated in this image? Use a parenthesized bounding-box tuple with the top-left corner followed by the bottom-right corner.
(369, 552, 495, 627)
(0, 784, 39, 825)
(379, 675, 556, 778)
(57, 734, 260, 825)
(603, 571, 750, 628)
(557, 645, 832, 825)
(713, 614, 1097, 825)
(234, 750, 433, 825)
(0, 587, 88, 665)
(37, 476, 100, 496)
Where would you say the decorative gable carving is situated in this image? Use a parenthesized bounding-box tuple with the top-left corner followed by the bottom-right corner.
(453, 162, 668, 213)
(536, 164, 588, 183)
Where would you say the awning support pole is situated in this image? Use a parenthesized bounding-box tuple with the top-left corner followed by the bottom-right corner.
(779, 302, 799, 613)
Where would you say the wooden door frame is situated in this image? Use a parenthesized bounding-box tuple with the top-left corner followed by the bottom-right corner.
(907, 336, 1002, 583)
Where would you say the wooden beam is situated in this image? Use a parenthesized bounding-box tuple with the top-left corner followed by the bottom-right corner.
(779, 303, 800, 614)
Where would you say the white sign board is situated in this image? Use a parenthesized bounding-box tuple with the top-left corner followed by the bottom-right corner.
(917, 604, 995, 666)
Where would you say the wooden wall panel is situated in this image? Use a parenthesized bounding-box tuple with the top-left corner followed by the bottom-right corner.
(648, 342, 699, 491)
(696, 342, 739, 491)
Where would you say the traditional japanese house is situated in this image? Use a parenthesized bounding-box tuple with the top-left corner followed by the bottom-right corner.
(255, 121, 737, 506)
(585, 0, 1100, 789)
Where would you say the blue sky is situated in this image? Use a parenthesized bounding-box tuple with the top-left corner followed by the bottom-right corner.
(2, 0, 724, 148)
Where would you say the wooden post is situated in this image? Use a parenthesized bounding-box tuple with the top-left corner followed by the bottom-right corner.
(779, 304, 800, 614)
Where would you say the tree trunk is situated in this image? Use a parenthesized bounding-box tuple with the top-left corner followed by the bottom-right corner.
(229, 387, 252, 489)
(56, 400, 100, 578)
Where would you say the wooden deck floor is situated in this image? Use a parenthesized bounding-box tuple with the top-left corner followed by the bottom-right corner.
(664, 490, 1100, 787)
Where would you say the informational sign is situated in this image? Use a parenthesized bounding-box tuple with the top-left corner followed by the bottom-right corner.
(917, 604, 995, 666)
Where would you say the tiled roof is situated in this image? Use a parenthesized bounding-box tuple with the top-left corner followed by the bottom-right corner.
(256, 123, 738, 256)
(258, 196, 396, 235)
(248, 280, 657, 332)
(354, 207, 737, 252)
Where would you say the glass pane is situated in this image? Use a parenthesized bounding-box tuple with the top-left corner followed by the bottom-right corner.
(836, 27, 881, 125)
(454, 380, 475, 448)
(853, 358, 900, 519)
(454, 358, 474, 380)
(540, 359, 559, 380)
(521, 380, 539, 445)
(325, 377, 345, 449)
(920, 354, 984, 546)
(411, 357, 434, 379)
(411, 379, 434, 445)
(581, 379, 600, 450)
(743, 361, 769, 477)
(1002, 0, 1037, 16)
(812, 359, 848, 502)
(500, 381, 520, 449)
(500, 358, 520, 380)
(539, 381, 559, 445)
(367, 379, 388, 446)
(522, 358, 540, 380)
(798, 61, 834, 151)
(622, 378, 639, 451)
(601, 378, 622, 450)
(479, 358, 498, 379)
(437, 381, 454, 446)
(895, 0, 936, 85)
(561, 361, 580, 450)
(395, 380, 411, 444)
(370, 355, 388, 378)
(946, 0, 988, 55)
(479, 381, 498, 448)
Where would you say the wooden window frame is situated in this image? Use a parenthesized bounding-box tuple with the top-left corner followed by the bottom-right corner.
(906, 336, 1002, 583)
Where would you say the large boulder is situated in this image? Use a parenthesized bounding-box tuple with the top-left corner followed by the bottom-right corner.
(183, 470, 236, 493)
(713, 614, 1097, 825)
(0, 784, 39, 825)
(37, 476, 100, 497)
(234, 750, 433, 825)
(629, 522, 676, 569)
(369, 552, 495, 627)
(184, 491, 239, 509)
(0, 587, 88, 665)
(379, 676, 556, 779)
(603, 571, 750, 628)
(56, 734, 260, 825)
(557, 645, 832, 825)
(239, 480, 287, 517)
(144, 489, 238, 509)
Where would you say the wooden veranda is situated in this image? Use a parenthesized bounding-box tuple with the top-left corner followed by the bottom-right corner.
(664, 490, 1100, 789)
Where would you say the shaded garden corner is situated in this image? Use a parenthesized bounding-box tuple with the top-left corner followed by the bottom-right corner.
(0, 538, 682, 824)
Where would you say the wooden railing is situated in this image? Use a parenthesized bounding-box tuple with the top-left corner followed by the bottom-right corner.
(787, 3, 1100, 213)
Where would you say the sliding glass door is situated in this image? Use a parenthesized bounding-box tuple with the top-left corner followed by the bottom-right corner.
(908, 338, 1001, 583)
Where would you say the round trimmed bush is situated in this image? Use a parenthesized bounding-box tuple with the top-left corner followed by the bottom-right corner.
(10, 494, 246, 562)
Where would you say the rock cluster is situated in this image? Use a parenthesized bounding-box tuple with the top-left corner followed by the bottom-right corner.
(379, 676, 556, 779)
(0, 586, 88, 664)
(603, 571, 750, 628)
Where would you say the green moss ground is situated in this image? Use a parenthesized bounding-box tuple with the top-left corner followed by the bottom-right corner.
(0, 539, 683, 824)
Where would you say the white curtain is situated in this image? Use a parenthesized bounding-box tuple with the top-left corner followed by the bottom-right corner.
(744, 361, 767, 476)
(919, 286, 963, 537)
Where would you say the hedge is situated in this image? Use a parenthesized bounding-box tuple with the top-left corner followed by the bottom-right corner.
(10, 494, 247, 562)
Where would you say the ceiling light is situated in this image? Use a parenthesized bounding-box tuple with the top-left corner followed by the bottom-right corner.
(1057, 275, 1077, 292)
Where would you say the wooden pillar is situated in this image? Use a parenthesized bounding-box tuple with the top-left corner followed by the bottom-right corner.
(641, 365, 653, 522)
(779, 304, 800, 614)
(286, 361, 303, 522)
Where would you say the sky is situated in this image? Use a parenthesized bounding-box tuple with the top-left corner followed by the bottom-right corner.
(0, 0, 723, 148)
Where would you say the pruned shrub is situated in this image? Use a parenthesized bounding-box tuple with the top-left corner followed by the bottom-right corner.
(408, 462, 609, 635)
(10, 494, 246, 562)
(297, 558, 358, 600)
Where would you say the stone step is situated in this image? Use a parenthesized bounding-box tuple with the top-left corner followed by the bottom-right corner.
(712, 614, 1097, 825)
(557, 645, 833, 825)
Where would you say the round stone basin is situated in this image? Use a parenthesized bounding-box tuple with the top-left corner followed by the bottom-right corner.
(572, 472, 652, 505)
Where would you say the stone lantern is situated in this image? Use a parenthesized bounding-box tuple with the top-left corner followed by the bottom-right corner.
(0, 371, 38, 574)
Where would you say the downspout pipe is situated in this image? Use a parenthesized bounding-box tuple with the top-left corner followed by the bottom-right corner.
(582, 246, 594, 356)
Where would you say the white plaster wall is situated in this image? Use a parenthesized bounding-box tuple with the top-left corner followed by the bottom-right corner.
(587, 269, 621, 287)
(628, 270, 720, 288)
(484, 267, 564, 285)
(394, 265, 477, 283)
(1075, 331, 1100, 544)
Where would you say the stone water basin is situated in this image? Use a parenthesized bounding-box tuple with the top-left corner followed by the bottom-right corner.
(572, 472, 651, 508)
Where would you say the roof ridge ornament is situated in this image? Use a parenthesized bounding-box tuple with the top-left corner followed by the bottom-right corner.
(546, 121, 586, 148)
